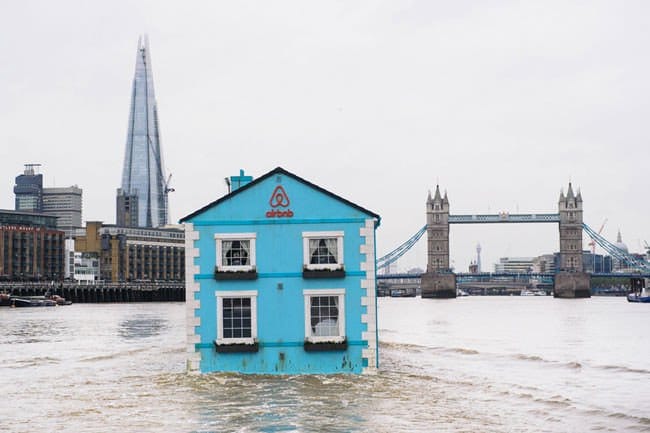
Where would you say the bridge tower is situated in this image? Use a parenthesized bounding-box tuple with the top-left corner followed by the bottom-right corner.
(555, 183, 591, 298)
(426, 185, 450, 271)
(421, 185, 457, 298)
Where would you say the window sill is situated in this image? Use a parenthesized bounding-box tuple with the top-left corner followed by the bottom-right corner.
(214, 270, 258, 281)
(302, 269, 346, 279)
(214, 341, 259, 353)
(304, 340, 348, 352)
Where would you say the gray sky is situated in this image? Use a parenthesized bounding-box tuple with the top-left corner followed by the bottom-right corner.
(1, 1, 648, 272)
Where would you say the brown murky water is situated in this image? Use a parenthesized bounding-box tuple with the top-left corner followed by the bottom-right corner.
(1, 297, 648, 432)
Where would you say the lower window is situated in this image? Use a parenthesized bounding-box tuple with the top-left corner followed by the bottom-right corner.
(303, 289, 345, 343)
(216, 290, 257, 346)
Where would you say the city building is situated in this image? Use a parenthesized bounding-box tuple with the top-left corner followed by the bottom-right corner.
(494, 257, 534, 273)
(64, 238, 100, 283)
(612, 229, 629, 271)
(532, 254, 557, 273)
(43, 185, 83, 235)
(0, 209, 65, 281)
(181, 167, 381, 374)
(74, 221, 184, 283)
(14, 164, 43, 212)
(117, 36, 170, 228)
(582, 251, 612, 274)
(14, 164, 84, 236)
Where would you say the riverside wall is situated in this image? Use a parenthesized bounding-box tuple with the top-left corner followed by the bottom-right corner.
(0, 282, 185, 303)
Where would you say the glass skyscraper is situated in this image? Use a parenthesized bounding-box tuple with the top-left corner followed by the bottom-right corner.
(117, 36, 169, 228)
(14, 164, 44, 212)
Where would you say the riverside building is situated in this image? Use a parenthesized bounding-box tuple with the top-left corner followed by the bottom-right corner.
(0, 210, 65, 281)
(181, 167, 381, 374)
(74, 222, 184, 283)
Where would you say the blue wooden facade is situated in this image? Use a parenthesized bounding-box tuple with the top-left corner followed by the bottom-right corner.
(180, 167, 380, 374)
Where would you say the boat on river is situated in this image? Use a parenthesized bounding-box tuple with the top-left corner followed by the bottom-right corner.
(520, 289, 547, 296)
(628, 278, 650, 303)
(7, 294, 72, 307)
(11, 297, 57, 307)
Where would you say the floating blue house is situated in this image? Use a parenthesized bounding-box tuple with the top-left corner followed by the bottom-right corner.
(180, 167, 381, 374)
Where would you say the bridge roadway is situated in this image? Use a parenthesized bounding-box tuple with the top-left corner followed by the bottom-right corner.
(377, 272, 648, 296)
(378, 272, 650, 280)
(448, 213, 560, 224)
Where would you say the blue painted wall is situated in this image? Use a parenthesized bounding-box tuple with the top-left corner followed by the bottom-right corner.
(184, 170, 379, 374)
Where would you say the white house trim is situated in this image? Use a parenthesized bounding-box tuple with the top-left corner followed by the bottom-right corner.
(359, 218, 377, 373)
(184, 222, 201, 373)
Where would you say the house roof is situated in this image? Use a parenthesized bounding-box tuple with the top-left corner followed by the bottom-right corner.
(179, 166, 381, 225)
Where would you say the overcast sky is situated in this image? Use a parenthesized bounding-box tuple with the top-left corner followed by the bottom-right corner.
(1, 1, 648, 271)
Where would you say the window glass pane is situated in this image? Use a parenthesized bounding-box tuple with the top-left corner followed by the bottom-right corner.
(222, 240, 250, 266)
(310, 295, 339, 337)
(221, 297, 252, 339)
(309, 238, 338, 264)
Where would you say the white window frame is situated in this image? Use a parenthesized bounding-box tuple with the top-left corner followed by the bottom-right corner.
(302, 231, 344, 271)
(303, 288, 346, 343)
(215, 290, 258, 345)
(214, 233, 257, 272)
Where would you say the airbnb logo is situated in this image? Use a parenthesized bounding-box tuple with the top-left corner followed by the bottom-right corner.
(269, 186, 290, 208)
(266, 186, 294, 218)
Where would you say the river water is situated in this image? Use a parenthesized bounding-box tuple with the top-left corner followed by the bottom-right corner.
(1, 297, 648, 433)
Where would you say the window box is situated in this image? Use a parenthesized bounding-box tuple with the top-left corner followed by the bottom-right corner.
(214, 341, 259, 353)
(302, 267, 346, 279)
(214, 268, 258, 280)
(304, 339, 348, 352)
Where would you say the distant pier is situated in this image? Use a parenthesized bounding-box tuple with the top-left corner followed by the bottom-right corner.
(0, 282, 185, 303)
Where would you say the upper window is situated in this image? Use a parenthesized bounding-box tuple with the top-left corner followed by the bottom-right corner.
(216, 290, 258, 345)
(302, 231, 344, 271)
(303, 289, 345, 343)
(215, 233, 256, 272)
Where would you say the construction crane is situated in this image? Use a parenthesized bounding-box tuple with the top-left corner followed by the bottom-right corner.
(164, 173, 175, 193)
(588, 218, 607, 253)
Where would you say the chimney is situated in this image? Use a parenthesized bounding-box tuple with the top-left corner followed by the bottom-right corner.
(229, 169, 253, 192)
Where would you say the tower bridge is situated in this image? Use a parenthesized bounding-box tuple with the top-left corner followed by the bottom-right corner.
(377, 183, 650, 299)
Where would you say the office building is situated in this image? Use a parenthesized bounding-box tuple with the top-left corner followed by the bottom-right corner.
(43, 186, 83, 235)
(117, 36, 170, 228)
(14, 164, 43, 212)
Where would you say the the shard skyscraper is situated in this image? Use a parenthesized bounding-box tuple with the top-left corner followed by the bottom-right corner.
(117, 35, 169, 228)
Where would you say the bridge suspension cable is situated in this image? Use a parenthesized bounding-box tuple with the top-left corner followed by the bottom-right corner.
(582, 223, 650, 272)
(377, 225, 427, 271)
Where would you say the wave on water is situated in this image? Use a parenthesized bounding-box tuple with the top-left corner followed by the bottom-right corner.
(564, 361, 582, 369)
(514, 353, 547, 362)
(79, 347, 150, 362)
(444, 347, 480, 355)
(380, 340, 480, 355)
(597, 364, 650, 375)
(4, 356, 61, 368)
